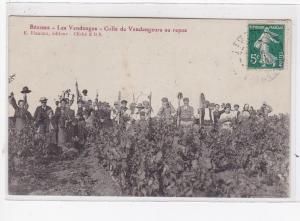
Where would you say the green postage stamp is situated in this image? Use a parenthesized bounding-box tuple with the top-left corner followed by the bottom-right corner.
(248, 24, 285, 69)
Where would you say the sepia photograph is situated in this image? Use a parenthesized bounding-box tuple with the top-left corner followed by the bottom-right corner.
(7, 16, 291, 198)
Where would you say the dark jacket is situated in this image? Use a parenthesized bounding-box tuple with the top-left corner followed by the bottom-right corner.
(33, 105, 52, 126)
(213, 110, 221, 123)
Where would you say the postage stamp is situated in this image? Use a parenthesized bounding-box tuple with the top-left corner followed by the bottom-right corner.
(248, 24, 285, 69)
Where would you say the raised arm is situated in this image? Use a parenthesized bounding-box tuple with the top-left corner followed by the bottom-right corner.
(23, 93, 29, 110)
(8, 93, 18, 110)
(75, 81, 81, 103)
(269, 34, 279, 44)
(33, 107, 39, 122)
(69, 94, 75, 106)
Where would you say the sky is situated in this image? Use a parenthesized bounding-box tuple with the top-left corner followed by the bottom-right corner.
(8, 17, 291, 115)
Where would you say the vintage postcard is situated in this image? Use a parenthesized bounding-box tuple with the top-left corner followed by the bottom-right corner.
(7, 16, 291, 198)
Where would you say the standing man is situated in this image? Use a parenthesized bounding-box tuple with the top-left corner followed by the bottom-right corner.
(199, 101, 213, 125)
(141, 100, 153, 120)
(34, 97, 52, 136)
(233, 104, 241, 121)
(212, 104, 221, 124)
(177, 97, 194, 127)
(119, 100, 131, 124)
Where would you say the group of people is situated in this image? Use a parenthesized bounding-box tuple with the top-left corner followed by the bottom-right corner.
(8, 85, 273, 150)
(155, 96, 272, 130)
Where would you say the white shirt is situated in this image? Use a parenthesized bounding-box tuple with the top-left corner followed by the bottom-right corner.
(82, 95, 90, 102)
(204, 108, 211, 121)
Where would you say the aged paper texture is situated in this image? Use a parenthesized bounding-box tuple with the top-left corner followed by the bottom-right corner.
(8, 16, 291, 198)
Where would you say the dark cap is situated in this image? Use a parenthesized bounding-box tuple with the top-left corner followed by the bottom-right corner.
(161, 97, 168, 102)
(121, 100, 128, 104)
(21, 86, 31, 94)
(136, 103, 144, 109)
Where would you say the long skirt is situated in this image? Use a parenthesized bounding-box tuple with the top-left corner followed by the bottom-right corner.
(58, 127, 67, 147)
(47, 130, 57, 144)
(15, 118, 25, 132)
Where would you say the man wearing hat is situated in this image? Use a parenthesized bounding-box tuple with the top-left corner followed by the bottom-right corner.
(81, 89, 89, 102)
(8, 87, 32, 132)
(199, 100, 213, 126)
(119, 100, 131, 123)
(33, 97, 53, 136)
(157, 97, 176, 120)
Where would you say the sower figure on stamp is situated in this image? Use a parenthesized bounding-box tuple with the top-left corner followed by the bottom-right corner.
(254, 27, 280, 67)
(8, 86, 32, 133)
(177, 97, 194, 145)
(34, 97, 52, 138)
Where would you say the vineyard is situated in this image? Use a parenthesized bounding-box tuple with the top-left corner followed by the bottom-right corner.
(8, 114, 290, 197)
